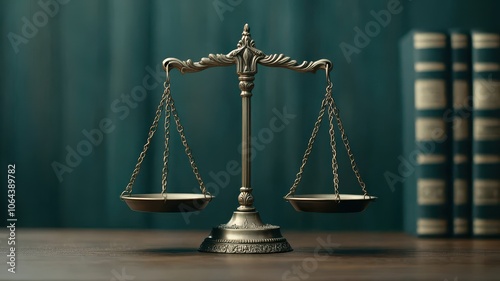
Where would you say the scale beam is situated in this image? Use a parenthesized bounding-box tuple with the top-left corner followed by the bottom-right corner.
(162, 25, 332, 75)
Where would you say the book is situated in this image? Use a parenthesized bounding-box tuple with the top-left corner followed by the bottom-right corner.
(401, 31, 453, 237)
(450, 31, 473, 237)
(471, 31, 500, 237)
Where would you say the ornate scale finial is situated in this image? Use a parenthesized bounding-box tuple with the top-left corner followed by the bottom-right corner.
(231, 24, 264, 75)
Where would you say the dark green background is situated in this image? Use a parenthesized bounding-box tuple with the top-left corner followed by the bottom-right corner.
(1, 0, 498, 230)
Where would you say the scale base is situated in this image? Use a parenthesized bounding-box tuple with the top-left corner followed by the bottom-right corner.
(199, 211, 292, 254)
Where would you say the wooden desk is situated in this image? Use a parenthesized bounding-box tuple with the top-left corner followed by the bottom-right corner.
(2, 230, 499, 280)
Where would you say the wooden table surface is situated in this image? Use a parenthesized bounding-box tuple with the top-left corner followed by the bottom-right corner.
(1, 229, 499, 281)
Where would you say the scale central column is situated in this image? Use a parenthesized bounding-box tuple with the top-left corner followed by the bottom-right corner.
(198, 25, 292, 253)
(238, 74, 255, 211)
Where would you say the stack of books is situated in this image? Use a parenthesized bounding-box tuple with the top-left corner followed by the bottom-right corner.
(400, 30, 500, 237)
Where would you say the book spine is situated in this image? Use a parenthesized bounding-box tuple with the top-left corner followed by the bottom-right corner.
(401, 33, 418, 235)
(471, 32, 500, 237)
(450, 31, 472, 237)
(413, 32, 452, 237)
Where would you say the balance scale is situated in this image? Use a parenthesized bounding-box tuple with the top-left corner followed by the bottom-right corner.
(120, 24, 376, 254)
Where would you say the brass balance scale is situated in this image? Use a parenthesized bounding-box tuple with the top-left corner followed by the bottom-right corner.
(120, 24, 376, 254)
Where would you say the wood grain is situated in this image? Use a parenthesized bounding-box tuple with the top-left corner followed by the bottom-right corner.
(2, 230, 499, 281)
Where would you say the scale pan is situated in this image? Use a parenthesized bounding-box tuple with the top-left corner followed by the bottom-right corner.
(122, 193, 213, 213)
(285, 194, 376, 213)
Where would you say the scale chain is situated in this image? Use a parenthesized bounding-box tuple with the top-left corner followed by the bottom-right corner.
(121, 80, 210, 198)
(121, 84, 169, 197)
(166, 86, 210, 197)
(284, 91, 330, 198)
(326, 85, 341, 201)
(327, 86, 368, 197)
(285, 71, 369, 199)
(161, 91, 171, 196)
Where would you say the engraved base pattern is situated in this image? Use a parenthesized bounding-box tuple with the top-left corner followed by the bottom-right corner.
(199, 238, 292, 254)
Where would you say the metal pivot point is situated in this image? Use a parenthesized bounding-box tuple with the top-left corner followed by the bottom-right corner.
(162, 24, 331, 253)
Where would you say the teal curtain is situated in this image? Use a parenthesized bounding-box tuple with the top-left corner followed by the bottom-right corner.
(1, 0, 499, 230)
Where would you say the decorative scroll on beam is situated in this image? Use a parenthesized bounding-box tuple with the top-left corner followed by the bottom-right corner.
(162, 24, 332, 75)
(259, 55, 332, 73)
(163, 54, 235, 74)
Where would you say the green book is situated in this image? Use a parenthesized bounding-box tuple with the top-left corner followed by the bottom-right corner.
(450, 30, 473, 237)
(401, 31, 453, 237)
(471, 31, 500, 237)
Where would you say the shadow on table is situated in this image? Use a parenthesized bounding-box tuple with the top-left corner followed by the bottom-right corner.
(130, 247, 417, 258)
(295, 247, 416, 257)
(130, 248, 200, 255)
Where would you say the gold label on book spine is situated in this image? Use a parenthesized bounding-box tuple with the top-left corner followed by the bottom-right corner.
(417, 154, 446, 164)
(415, 63, 446, 72)
(454, 154, 468, 163)
(454, 179, 468, 205)
(473, 219, 500, 235)
(453, 80, 469, 109)
(417, 219, 447, 235)
(416, 118, 446, 141)
(453, 117, 469, 140)
(453, 63, 468, 72)
(474, 154, 500, 164)
(473, 63, 500, 72)
(473, 118, 500, 140)
(454, 218, 469, 235)
(414, 33, 447, 49)
(473, 180, 500, 205)
(473, 79, 500, 109)
(415, 79, 446, 110)
(418, 179, 446, 205)
(451, 33, 468, 49)
(415, 79, 446, 109)
(472, 33, 500, 49)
